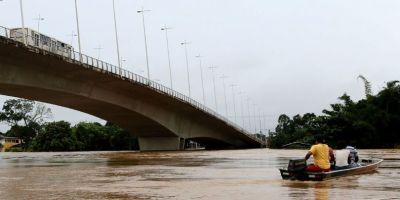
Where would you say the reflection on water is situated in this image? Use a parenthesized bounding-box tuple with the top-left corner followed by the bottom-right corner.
(0, 149, 399, 199)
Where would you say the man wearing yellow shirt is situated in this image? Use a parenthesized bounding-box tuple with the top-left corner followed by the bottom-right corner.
(305, 136, 335, 172)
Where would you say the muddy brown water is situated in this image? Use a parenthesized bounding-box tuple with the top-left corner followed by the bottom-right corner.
(0, 149, 399, 199)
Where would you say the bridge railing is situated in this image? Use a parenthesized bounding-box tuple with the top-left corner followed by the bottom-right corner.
(0, 26, 265, 145)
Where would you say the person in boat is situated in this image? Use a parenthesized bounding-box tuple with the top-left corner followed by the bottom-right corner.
(332, 146, 360, 169)
(345, 146, 359, 167)
(304, 136, 335, 172)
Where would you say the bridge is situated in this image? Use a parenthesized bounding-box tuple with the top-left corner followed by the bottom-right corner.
(0, 26, 265, 151)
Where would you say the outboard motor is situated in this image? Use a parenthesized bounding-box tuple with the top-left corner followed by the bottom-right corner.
(287, 158, 307, 172)
(280, 158, 308, 180)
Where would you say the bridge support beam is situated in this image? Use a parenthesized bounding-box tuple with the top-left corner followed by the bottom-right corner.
(138, 137, 182, 151)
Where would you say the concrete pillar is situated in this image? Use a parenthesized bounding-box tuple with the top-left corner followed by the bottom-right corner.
(138, 137, 181, 151)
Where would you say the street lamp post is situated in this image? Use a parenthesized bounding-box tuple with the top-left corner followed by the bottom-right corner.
(229, 84, 237, 123)
(247, 97, 252, 132)
(74, 0, 82, 59)
(253, 103, 257, 134)
(196, 55, 206, 105)
(238, 91, 245, 128)
(264, 113, 268, 137)
(259, 109, 263, 135)
(137, 7, 151, 80)
(137, 69, 145, 76)
(209, 66, 218, 112)
(67, 31, 77, 47)
(220, 75, 229, 118)
(33, 14, 44, 32)
(94, 45, 103, 60)
(181, 41, 191, 98)
(121, 59, 129, 69)
(19, 0, 26, 45)
(112, 0, 121, 72)
(161, 25, 173, 89)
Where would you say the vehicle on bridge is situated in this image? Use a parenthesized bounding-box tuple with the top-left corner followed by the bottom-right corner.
(10, 28, 73, 57)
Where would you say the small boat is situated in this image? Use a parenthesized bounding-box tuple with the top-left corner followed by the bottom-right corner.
(279, 158, 383, 181)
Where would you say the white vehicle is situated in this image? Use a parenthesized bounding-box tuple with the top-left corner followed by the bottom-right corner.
(10, 28, 73, 58)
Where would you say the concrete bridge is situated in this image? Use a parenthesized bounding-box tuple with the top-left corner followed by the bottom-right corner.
(0, 27, 265, 150)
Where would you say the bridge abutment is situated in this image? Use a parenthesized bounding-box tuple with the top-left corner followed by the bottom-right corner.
(138, 137, 183, 151)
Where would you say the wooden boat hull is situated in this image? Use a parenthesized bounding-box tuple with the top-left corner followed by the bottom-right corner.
(280, 158, 383, 181)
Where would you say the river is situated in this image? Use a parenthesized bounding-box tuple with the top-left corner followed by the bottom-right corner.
(0, 149, 399, 199)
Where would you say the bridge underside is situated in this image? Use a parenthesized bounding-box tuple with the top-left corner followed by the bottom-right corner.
(0, 37, 262, 150)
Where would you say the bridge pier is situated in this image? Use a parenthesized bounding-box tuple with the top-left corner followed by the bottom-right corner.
(138, 137, 183, 151)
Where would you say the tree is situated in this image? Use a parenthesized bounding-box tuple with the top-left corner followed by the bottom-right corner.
(73, 122, 107, 151)
(0, 99, 52, 126)
(275, 114, 293, 135)
(6, 122, 40, 149)
(0, 99, 52, 149)
(268, 80, 400, 149)
(0, 99, 34, 126)
(29, 103, 53, 125)
(104, 123, 138, 150)
(358, 75, 372, 98)
(72, 122, 139, 151)
(31, 121, 77, 151)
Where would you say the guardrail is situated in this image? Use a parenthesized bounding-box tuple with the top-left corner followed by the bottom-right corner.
(0, 25, 265, 145)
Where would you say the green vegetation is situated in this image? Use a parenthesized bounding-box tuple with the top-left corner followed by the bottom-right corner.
(0, 99, 47, 149)
(73, 122, 138, 151)
(0, 99, 139, 151)
(6, 145, 23, 152)
(2, 79, 399, 151)
(268, 80, 400, 149)
(31, 121, 77, 151)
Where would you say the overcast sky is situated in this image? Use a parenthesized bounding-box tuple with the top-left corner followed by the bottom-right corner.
(0, 0, 399, 133)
